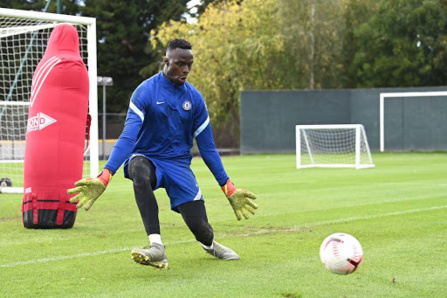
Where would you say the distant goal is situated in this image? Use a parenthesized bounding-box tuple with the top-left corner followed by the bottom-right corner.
(296, 124, 374, 169)
(0, 8, 99, 193)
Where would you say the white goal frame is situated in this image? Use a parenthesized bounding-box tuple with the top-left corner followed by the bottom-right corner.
(296, 124, 374, 169)
(379, 91, 447, 152)
(0, 8, 98, 193)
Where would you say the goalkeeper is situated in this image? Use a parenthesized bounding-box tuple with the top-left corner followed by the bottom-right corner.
(68, 38, 257, 269)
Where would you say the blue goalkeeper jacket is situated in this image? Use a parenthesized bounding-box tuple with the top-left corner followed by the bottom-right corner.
(104, 72, 229, 186)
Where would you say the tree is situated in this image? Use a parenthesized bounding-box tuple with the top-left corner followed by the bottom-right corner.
(151, 0, 284, 147)
(189, 0, 224, 16)
(0, 0, 80, 14)
(351, 0, 447, 87)
(278, 0, 346, 89)
(80, 0, 189, 113)
(0, 0, 190, 114)
(342, 0, 378, 88)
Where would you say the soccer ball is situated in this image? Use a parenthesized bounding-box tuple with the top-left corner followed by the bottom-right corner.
(319, 233, 363, 275)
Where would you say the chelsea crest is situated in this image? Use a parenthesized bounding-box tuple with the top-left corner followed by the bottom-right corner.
(182, 100, 192, 111)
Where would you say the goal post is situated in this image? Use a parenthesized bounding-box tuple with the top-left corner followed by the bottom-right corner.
(0, 8, 98, 193)
(296, 124, 374, 169)
(379, 91, 447, 152)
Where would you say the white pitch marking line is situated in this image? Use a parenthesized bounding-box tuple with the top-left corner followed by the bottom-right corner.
(0, 247, 130, 268)
(1, 205, 445, 268)
(296, 205, 447, 229)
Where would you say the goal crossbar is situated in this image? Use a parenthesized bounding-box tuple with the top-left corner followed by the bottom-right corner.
(0, 8, 96, 24)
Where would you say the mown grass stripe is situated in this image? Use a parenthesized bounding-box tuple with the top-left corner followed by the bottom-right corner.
(2, 204, 444, 268)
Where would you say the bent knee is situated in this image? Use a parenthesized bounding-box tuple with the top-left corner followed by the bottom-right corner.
(128, 156, 156, 187)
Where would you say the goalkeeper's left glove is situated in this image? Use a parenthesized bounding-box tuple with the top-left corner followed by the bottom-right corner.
(67, 169, 112, 211)
(221, 179, 258, 220)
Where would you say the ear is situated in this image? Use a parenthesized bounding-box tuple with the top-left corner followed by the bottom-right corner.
(164, 57, 169, 67)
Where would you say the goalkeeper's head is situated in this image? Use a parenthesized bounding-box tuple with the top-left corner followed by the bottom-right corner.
(163, 38, 193, 86)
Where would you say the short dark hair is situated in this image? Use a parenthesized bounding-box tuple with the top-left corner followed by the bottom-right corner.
(167, 38, 192, 51)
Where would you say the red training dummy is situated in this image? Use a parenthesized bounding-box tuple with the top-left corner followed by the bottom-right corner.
(22, 24, 89, 228)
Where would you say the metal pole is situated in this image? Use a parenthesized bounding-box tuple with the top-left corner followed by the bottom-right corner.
(102, 84, 106, 160)
(97, 76, 113, 161)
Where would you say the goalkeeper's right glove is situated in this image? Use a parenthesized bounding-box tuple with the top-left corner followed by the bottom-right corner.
(67, 169, 112, 211)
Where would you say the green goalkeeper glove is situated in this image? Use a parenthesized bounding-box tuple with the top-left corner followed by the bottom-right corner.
(67, 169, 112, 211)
(221, 179, 258, 220)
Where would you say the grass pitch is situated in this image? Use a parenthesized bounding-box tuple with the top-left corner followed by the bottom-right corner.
(0, 153, 446, 297)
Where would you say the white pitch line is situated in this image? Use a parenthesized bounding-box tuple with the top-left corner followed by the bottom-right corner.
(1, 205, 445, 268)
(0, 247, 130, 268)
(294, 204, 447, 229)
(0, 239, 197, 269)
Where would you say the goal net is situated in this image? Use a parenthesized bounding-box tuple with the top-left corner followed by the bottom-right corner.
(296, 124, 374, 169)
(0, 8, 98, 193)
